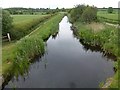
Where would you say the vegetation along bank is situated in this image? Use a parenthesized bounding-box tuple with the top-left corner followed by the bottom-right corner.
(68, 4, 119, 88)
(2, 13, 64, 85)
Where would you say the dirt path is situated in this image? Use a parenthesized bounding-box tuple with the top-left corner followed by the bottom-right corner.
(105, 22, 119, 28)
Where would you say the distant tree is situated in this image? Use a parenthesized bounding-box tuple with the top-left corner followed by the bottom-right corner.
(61, 8, 65, 12)
(108, 7, 113, 13)
(56, 7, 59, 12)
(2, 10, 13, 35)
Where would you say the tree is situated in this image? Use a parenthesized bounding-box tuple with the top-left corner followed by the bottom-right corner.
(56, 7, 59, 12)
(81, 6, 97, 23)
(108, 7, 113, 13)
(61, 8, 65, 12)
(2, 10, 13, 35)
(70, 4, 86, 22)
(70, 4, 97, 23)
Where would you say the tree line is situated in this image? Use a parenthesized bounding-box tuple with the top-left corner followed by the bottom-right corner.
(4, 7, 67, 15)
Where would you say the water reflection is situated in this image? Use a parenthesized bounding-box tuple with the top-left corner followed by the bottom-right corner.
(79, 39, 117, 61)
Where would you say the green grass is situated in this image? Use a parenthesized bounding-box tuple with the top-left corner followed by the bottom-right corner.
(97, 9, 118, 14)
(2, 13, 64, 79)
(10, 15, 52, 40)
(97, 10, 118, 24)
(97, 9, 118, 24)
(11, 15, 48, 24)
(97, 13, 118, 21)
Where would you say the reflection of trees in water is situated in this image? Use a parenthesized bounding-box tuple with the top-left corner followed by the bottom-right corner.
(80, 39, 116, 61)
(43, 42, 48, 70)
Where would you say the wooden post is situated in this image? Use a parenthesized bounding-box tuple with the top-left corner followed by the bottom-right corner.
(7, 33, 11, 42)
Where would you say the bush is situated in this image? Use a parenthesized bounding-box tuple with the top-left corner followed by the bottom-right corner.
(2, 10, 13, 35)
(70, 5, 86, 22)
(81, 6, 97, 23)
(108, 7, 113, 13)
(69, 5, 97, 23)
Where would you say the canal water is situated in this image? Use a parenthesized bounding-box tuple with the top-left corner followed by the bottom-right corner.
(4, 16, 114, 88)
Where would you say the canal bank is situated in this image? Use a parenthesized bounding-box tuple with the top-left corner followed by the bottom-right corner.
(2, 14, 64, 89)
(3, 16, 115, 88)
(70, 19, 118, 88)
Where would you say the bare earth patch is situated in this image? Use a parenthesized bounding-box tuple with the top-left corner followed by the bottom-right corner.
(86, 22, 105, 33)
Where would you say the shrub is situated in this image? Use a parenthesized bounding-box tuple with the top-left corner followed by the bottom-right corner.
(108, 7, 113, 13)
(70, 4, 86, 22)
(2, 10, 13, 35)
(69, 5, 97, 23)
(81, 6, 97, 23)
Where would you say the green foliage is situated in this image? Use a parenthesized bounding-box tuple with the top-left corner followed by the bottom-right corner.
(70, 5, 86, 22)
(108, 7, 113, 13)
(4, 8, 52, 15)
(2, 10, 13, 35)
(13, 35, 44, 77)
(69, 5, 97, 23)
(77, 23, 118, 57)
(82, 6, 97, 23)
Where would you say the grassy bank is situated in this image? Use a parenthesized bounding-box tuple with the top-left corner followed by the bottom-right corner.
(71, 21, 118, 88)
(10, 14, 52, 40)
(2, 13, 64, 80)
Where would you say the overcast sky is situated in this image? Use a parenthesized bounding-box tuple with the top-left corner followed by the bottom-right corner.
(1, 0, 119, 9)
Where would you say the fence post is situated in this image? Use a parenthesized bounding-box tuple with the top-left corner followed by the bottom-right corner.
(7, 33, 11, 42)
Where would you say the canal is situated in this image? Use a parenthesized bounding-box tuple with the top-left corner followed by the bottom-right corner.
(4, 16, 114, 88)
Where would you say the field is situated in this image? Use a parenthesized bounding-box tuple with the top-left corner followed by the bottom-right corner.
(9, 14, 52, 40)
(97, 13, 118, 21)
(2, 13, 64, 79)
(11, 15, 48, 24)
(97, 9, 118, 24)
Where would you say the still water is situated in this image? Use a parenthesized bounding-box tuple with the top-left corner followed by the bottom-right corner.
(4, 16, 114, 88)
